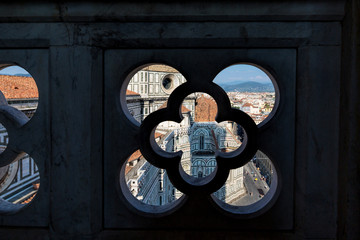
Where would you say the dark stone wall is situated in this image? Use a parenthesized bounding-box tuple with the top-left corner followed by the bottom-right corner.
(0, 1, 357, 239)
(338, 0, 360, 239)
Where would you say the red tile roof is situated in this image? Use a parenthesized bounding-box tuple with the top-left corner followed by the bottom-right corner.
(125, 166, 132, 175)
(0, 75, 38, 99)
(126, 89, 140, 96)
(181, 105, 191, 113)
(195, 96, 217, 122)
(125, 150, 143, 175)
(128, 150, 142, 163)
(154, 132, 164, 139)
(21, 192, 37, 204)
(159, 101, 191, 113)
(242, 102, 254, 108)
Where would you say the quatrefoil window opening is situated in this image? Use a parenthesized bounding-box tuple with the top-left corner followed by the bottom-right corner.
(0, 65, 40, 213)
(121, 63, 280, 216)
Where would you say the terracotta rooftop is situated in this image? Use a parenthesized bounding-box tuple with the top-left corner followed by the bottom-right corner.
(128, 150, 142, 163)
(195, 96, 218, 122)
(125, 166, 132, 175)
(154, 132, 164, 139)
(242, 102, 254, 108)
(0, 75, 38, 99)
(142, 64, 178, 73)
(125, 150, 143, 175)
(126, 89, 140, 96)
(20, 182, 39, 205)
(159, 101, 191, 113)
(21, 192, 37, 204)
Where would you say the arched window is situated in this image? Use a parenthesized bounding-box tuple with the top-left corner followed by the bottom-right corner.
(200, 134, 204, 150)
(198, 171, 203, 178)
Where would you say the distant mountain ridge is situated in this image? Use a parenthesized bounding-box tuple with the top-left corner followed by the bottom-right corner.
(14, 73, 31, 77)
(0, 73, 31, 77)
(219, 81, 275, 92)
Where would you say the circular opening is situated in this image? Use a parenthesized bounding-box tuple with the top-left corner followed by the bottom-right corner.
(212, 150, 279, 217)
(0, 152, 40, 214)
(120, 150, 184, 214)
(162, 76, 173, 90)
(0, 65, 39, 119)
(154, 92, 243, 179)
(124, 64, 186, 124)
(213, 64, 278, 126)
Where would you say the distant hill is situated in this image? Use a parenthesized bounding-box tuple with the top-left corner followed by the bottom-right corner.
(0, 73, 32, 77)
(219, 81, 275, 92)
(14, 73, 31, 77)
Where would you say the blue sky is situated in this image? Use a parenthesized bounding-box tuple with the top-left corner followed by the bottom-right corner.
(213, 64, 271, 85)
(0, 66, 30, 75)
(0, 65, 271, 85)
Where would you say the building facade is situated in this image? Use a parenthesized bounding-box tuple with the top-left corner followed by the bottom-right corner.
(126, 65, 195, 123)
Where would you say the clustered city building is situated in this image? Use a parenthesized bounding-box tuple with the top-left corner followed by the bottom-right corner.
(227, 92, 275, 125)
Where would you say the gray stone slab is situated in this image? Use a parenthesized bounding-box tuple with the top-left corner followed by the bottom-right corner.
(50, 46, 102, 235)
(338, 0, 360, 239)
(77, 22, 341, 48)
(296, 46, 341, 239)
(0, 2, 345, 22)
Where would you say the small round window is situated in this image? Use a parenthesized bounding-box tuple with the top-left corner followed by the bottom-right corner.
(160, 74, 178, 94)
(119, 149, 185, 215)
(162, 76, 173, 90)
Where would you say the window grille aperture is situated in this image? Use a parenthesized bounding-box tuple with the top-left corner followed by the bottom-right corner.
(213, 150, 279, 215)
(118, 59, 282, 218)
(214, 63, 278, 127)
(0, 65, 39, 119)
(124, 64, 187, 125)
(107, 48, 295, 229)
(119, 149, 185, 215)
(0, 64, 41, 214)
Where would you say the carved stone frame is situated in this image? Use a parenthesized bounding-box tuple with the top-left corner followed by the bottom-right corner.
(104, 48, 295, 229)
(0, 50, 49, 225)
